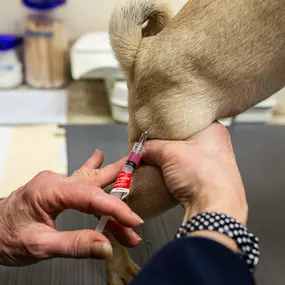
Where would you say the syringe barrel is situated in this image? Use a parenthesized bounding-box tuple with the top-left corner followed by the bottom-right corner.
(127, 142, 144, 167)
(122, 163, 135, 173)
(132, 142, 144, 153)
(95, 132, 147, 233)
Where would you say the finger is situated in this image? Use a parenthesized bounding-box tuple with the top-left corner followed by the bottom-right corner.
(74, 149, 104, 174)
(105, 219, 142, 248)
(94, 157, 127, 188)
(142, 140, 167, 166)
(45, 229, 113, 260)
(69, 157, 127, 188)
(54, 183, 144, 228)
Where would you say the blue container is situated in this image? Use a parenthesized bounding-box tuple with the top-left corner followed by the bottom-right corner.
(0, 35, 23, 88)
(0, 35, 22, 52)
(22, 0, 66, 11)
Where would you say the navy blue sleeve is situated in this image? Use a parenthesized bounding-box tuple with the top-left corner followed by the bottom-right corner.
(131, 237, 256, 285)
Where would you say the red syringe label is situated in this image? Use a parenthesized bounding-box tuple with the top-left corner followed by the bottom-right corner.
(113, 171, 132, 189)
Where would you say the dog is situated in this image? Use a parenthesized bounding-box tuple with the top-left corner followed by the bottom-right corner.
(105, 0, 285, 284)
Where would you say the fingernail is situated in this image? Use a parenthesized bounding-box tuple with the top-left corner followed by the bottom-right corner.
(132, 212, 144, 224)
(90, 242, 113, 260)
(131, 230, 142, 242)
(102, 243, 113, 260)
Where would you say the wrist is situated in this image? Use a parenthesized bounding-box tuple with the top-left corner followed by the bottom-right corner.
(183, 188, 248, 225)
(184, 203, 248, 226)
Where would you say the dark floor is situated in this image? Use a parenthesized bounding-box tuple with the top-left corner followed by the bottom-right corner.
(0, 124, 284, 285)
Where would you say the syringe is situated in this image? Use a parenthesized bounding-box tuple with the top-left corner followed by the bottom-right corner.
(95, 131, 148, 233)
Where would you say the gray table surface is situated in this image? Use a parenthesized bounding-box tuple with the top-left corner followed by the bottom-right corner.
(0, 124, 284, 285)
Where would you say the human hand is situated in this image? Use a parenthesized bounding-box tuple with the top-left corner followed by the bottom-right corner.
(143, 123, 248, 225)
(0, 150, 143, 266)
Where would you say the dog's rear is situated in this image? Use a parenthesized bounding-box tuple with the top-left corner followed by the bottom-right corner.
(111, 0, 285, 142)
(107, 0, 285, 284)
(109, 0, 172, 80)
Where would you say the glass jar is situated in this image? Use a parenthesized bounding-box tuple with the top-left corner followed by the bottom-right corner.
(22, 0, 68, 89)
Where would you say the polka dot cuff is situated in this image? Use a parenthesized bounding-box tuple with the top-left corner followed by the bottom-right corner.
(175, 212, 260, 272)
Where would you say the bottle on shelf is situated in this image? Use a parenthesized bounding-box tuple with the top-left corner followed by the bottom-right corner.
(22, 0, 68, 89)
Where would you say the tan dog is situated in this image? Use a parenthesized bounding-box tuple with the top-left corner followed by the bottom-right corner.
(106, 0, 285, 284)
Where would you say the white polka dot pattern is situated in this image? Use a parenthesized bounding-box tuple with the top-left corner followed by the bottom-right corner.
(175, 212, 260, 272)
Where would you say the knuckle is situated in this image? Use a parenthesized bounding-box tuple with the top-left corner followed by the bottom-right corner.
(72, 169, 82, 176)
(66, 232, 90, 258)
(55, 180, 74, 208)
(31, 170, 60, 187)
(72, 169, 101, 184)
(90, 168, 101, 179)
(21, 187, 34, 202)
(68, 233, 82, 256)
(22, 171, 60, 203)
(84, 169, 101, 183)
(36, 170, 57, 179)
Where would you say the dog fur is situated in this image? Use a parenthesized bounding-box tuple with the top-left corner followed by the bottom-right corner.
(106, 0, 285, 283)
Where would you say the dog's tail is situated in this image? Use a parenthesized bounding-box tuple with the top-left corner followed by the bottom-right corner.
(109, 0, 172, 75)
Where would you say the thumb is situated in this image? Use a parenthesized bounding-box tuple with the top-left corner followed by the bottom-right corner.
(45, 229, 113, 260)
(143, 140, 166, 166)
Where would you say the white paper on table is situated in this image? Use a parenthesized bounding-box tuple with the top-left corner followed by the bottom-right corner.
(0, 89, 67, 125)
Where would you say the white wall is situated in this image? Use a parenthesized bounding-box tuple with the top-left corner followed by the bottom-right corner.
(0, 0, 187, 40)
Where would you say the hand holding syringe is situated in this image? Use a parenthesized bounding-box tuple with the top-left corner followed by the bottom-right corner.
(95, 131, 148, 233)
